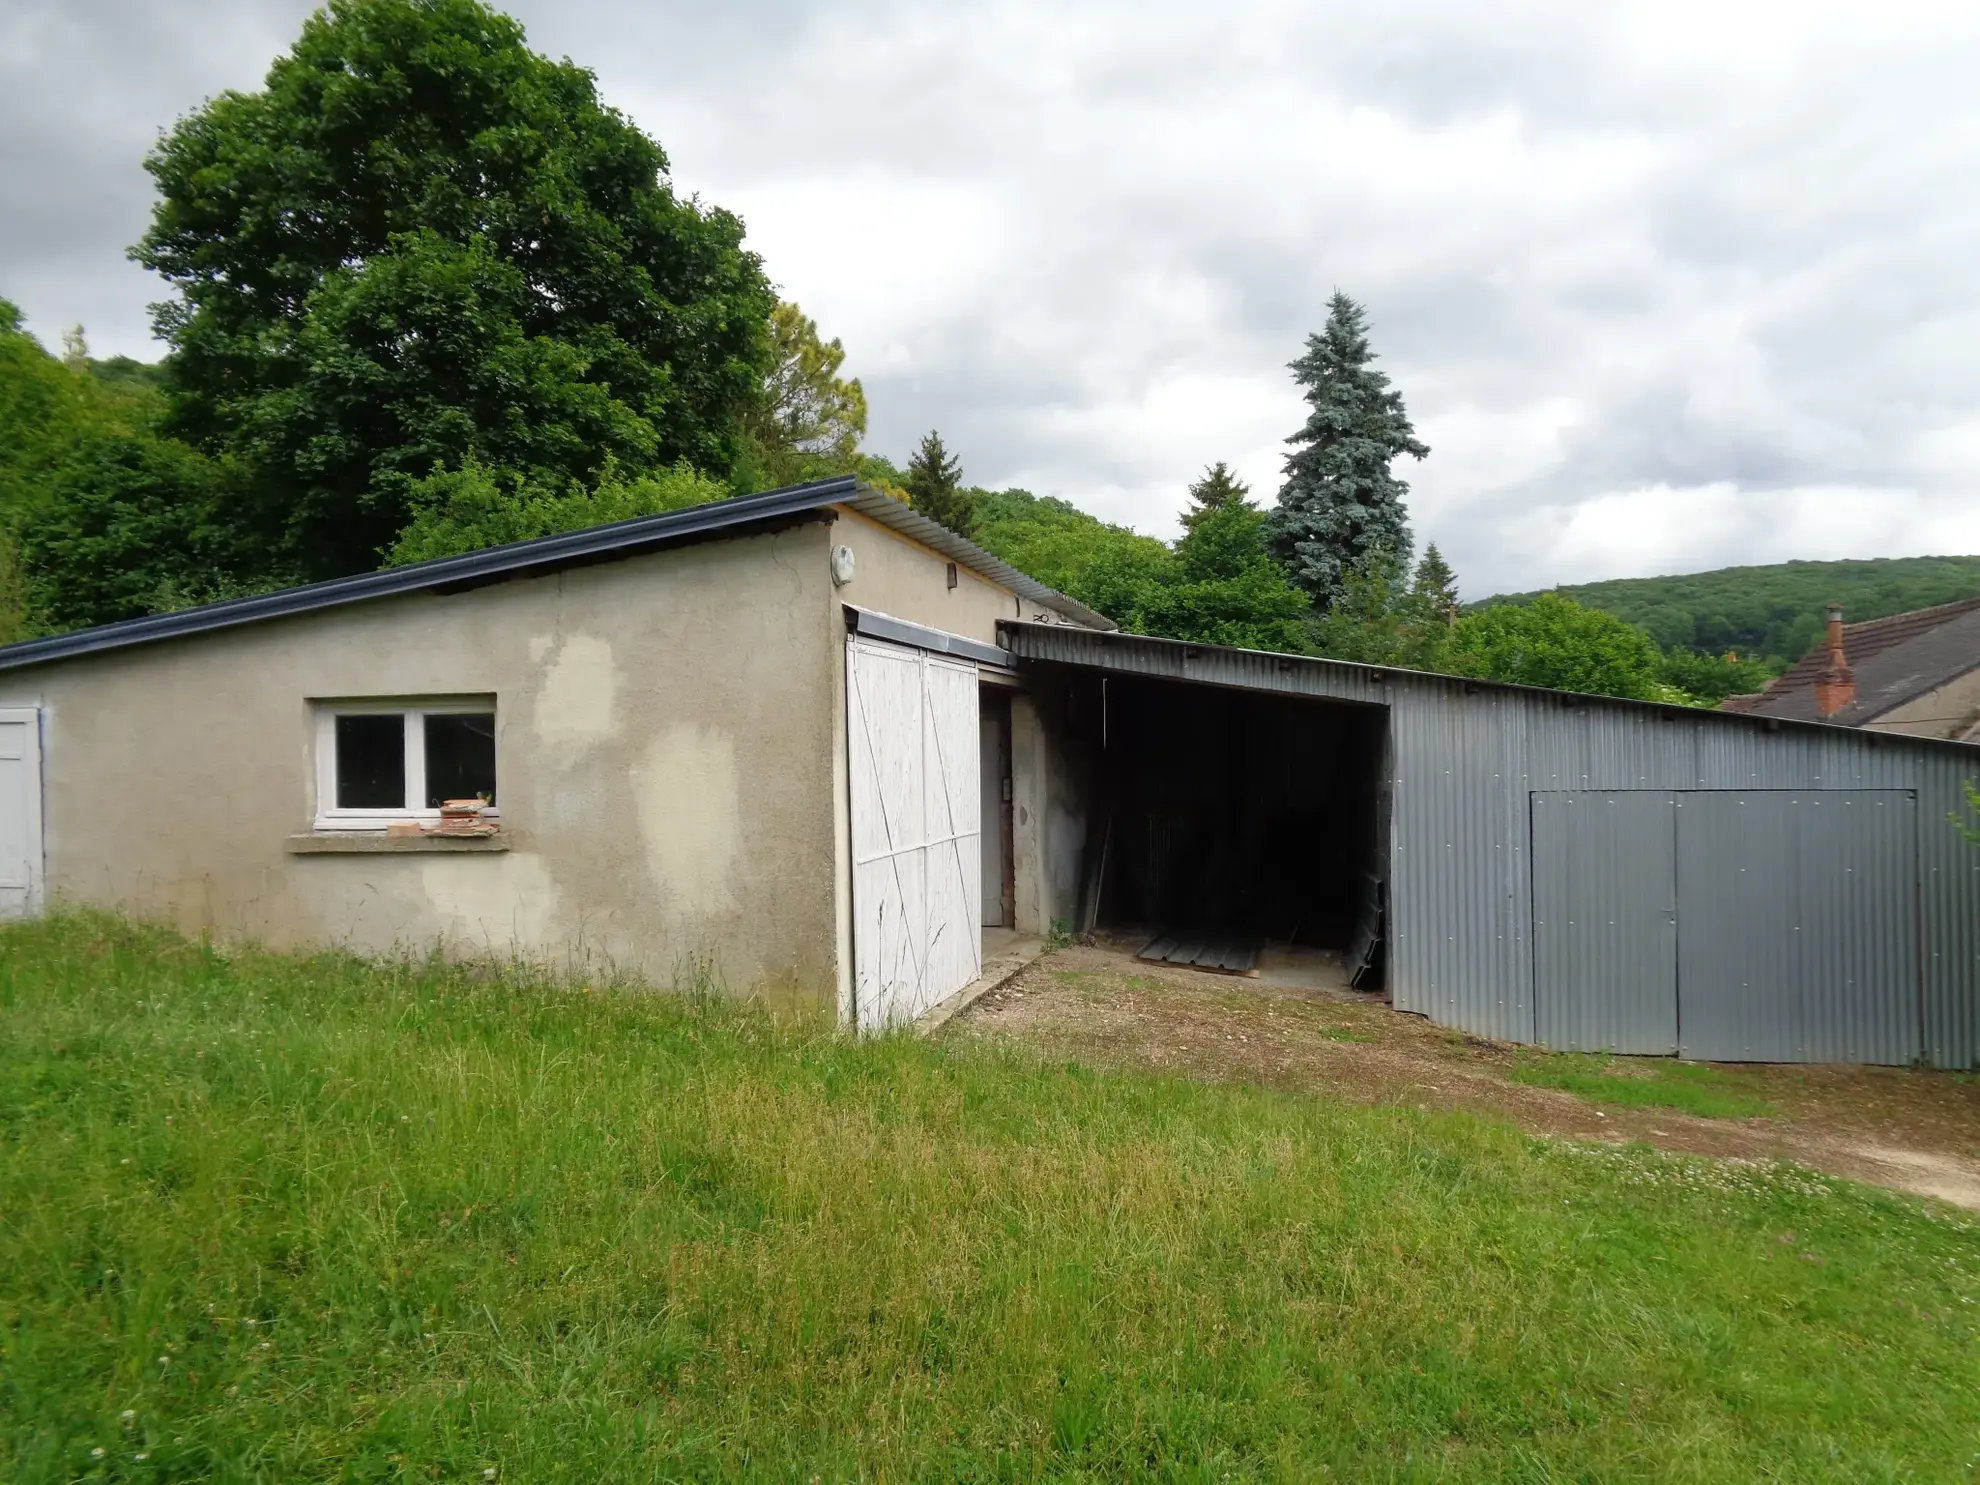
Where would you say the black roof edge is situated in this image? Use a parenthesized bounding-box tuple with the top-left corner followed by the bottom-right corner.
(998, 620, 1980, 758)
(0, 477, 1103, 675)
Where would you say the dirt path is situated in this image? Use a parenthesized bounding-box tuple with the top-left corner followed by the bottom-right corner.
(950, 942, 1980, 1211)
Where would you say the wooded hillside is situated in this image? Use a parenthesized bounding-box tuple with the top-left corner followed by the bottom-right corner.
(1485, 556, 1980, 668)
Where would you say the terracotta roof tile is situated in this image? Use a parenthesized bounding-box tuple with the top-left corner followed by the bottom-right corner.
(1731, 594, 1980, 726)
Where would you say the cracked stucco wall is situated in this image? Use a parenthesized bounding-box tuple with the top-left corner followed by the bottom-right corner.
(0, 521, 844, 1005)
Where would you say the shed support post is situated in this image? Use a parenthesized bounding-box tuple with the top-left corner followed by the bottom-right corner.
(1010, 693, 1088, 938)
(1011, 695, 1047, 937)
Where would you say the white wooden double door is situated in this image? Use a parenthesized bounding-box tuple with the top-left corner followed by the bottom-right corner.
(847, 637, 982, 1029)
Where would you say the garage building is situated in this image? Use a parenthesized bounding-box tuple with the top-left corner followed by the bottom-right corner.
(0, 478, 1105, 1028)
(1, 477, 1975, 1066)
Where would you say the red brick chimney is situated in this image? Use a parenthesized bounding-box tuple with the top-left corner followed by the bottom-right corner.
(1814, 603, 1855, 718)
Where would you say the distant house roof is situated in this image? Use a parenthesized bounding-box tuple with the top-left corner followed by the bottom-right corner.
(1723, 594, 1980, 729)
(0, 478, 1112, 675)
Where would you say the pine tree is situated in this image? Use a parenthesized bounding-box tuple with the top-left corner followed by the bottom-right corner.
(903, 430, 976, 537)
(1266, 292, 1428, 609)
(739, 302, 867, 489)
(1180, 461, 1252, 533)
(1409, 542, 1459, 623)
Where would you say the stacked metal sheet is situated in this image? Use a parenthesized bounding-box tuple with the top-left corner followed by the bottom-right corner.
(1136, 934, 1261, 975)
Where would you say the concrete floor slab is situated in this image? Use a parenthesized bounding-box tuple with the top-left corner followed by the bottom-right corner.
(916, 930, 1047, 1037)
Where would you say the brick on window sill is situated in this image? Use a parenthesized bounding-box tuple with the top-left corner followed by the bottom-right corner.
(286, 832, 510, 854)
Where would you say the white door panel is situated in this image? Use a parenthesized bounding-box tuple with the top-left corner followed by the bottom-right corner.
(848, 642, 925, 1029)
(847, 639, 981, 1029)
(0, 709, 44, 919)
(921, 656, 981, 1009)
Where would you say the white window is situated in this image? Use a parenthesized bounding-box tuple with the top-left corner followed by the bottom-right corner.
(312, 698, 499, 831)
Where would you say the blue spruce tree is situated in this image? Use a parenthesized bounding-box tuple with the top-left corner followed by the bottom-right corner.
(1266, 292, 1428, 609)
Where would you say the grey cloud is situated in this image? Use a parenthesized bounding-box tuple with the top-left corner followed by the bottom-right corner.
(1, 0, 318, 352)
(6, 0, 1980, 596)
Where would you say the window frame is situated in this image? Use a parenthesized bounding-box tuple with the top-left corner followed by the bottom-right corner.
(312, 697, 501, 832)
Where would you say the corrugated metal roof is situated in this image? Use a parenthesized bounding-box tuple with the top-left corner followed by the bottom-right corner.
(999, 621, 1980, 758)
(0, 479, 1111, 675)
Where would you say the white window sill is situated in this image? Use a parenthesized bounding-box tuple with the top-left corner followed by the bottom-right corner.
(286, 833, 510, 855)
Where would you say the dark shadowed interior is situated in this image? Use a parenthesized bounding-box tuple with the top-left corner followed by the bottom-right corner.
(1090, 676, 1389, 962)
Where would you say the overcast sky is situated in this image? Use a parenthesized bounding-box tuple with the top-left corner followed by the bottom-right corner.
(5, 0, 1979, 595)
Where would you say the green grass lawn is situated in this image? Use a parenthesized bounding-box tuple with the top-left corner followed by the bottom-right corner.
(1509, 1052, 1777, 1119)
(2, 916, 1977, 1482)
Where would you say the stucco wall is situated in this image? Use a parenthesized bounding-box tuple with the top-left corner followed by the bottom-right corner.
(822, 506, 1028, 643)
(0, 521, 844, 1005)
(1867, 666, 1980, 740)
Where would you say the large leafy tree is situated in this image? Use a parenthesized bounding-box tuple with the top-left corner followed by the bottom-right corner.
(134, 0, 775, 580)
(0, 301, 242, 636)
(972, 483, 1313, 654)
(1266, 292, 1428, 609)
(20, 429, 254, 630)
(1144, 496, 1313, 651)
(1655, 646, 1774, 704)
(385, 456, 729, 565)
(1443, 592, 1666, 699)
(972, 487, 1173, 618)
(1, 302, 106, 519)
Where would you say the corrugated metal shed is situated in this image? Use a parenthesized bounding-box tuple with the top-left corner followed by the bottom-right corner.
(1001, 622, 1980, 1069)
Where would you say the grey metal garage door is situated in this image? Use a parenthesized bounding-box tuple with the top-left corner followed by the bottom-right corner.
(1675, 791, 1920, 1065)
(1531, 790, 1921, 1065)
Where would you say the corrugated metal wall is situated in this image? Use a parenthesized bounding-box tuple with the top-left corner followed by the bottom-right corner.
(1002, 625, 1980, 1068)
